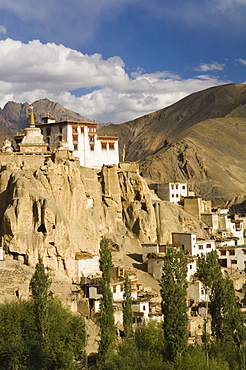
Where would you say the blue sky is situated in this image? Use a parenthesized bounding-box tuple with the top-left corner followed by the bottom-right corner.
(0, 0, 245, 123)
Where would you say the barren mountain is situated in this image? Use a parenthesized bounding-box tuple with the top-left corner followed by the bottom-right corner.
(1, 84, 246, 205)
(0, 98, 89, 135)
(98, 83, 246, 205)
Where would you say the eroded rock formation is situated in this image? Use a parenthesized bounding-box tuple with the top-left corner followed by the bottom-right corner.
(0, 151, 207, 281)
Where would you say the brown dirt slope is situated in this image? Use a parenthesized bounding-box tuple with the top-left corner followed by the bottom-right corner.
(98, 83, 246, 205)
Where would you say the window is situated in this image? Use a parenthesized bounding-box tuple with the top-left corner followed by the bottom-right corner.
(190, 264, 192, 269)
(199, 245, 203, 250)
(201, 289, 205, 295)
(176, 194, 179, 198)
(47, 137, 50, 144)
(46, 128, 51, 136)
(96, 287, 101, 295)
(231, 260, 237, 264)
(89, 135, 94, 142)
(182, 185, 186, 190)
(74, 143, 78, 150)
(235, 223, 241, 231)
(171, 184, 174, 189)
(142, 305, 146, 311)
(72, 134, 78, 142)
(58, 135, 62, 141)
(101, 142, 107, 150)
(120, 285, 124, 292)
(220, 250, 226, 256)
(72, 126, 77, 133)
(109, 142, 115, 150)
(80, 126, 84, 133)
(113, 286, 116, 293)
(229, 250, 235, 256)
(90, 145, 94, 151)
(172, 194, 174, 198)
(206, 244, 211, 249)
(59, 126, 63, 133)
(176, 184, 179, 189)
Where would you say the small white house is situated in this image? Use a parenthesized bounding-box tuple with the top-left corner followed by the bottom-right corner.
(150, 183, 187, 202)
(132, 300, 150, 323)
(172, 233, 216, 257)
(217, 245, 246, 269)
(188, 280, 207, 303)
(76, 253, 100, 282)
(87, 276, 138, 302)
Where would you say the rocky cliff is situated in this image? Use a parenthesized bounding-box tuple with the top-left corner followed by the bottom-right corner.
(0, 152, 207, 282)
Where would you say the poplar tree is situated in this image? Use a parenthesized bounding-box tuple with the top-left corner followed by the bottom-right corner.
(196, 251, 245, 346)
(122, 273, 133, 338)
(160, 244, 188, 361)
(30, 255, 52, 343)
(98, 236, 116, 367)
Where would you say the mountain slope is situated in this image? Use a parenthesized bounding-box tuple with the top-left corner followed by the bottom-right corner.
(98, 83, 246, 205)
(0, 98, 90, 135)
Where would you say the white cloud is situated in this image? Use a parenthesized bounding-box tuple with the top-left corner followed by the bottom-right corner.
(0, 25, 7, 34)
(0, 39, 228, 123)
(236, 58, 246, 66)
(195, 62, 225, 72)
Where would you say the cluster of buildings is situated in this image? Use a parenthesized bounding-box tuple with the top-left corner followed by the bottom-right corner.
(1, 106, 246, 338)
(75, 251, 163, 328)
(4, 105, 119, 168)
(145, 182, 246, 304)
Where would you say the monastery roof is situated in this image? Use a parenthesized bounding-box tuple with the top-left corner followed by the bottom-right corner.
(37, 120, 97, 126)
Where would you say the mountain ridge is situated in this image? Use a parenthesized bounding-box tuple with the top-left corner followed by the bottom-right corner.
(1, 83, 246, 205)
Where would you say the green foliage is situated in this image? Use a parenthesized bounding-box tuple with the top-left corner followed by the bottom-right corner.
(122, 273, 133, 338)
(160, 244, 188, 361)
(98, 236, 116, 367)
(0, 257, 86, 370)
(104, 338, 164, 370)
(163, 346, 230, 370)
(30, 255, 52, 344)
(135, 320, 165, 356)
(197, 251, 245, 346)
(0, 300, 32, 369)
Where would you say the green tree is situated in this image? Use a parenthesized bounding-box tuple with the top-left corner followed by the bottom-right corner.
(98, 236, 116, 367)
(0, 255, 87, 370)
(122, 273, 133, 338)
(0, 300, 32, 369)
(160, 244, 188, 361)
(30, 255, 52, 341)
(197, 251, 245, 348)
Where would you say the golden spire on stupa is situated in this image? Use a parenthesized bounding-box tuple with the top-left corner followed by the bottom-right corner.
(29, 104, 35, 127)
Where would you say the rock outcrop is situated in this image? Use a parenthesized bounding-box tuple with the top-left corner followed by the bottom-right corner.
(0, 152, 207, 281)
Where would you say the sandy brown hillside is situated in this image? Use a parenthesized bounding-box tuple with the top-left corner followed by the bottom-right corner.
(98, 83, 246, 205)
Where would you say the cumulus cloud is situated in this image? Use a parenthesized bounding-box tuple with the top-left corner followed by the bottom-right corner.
(0, 39, 228, 123)
(195, 61, 225, 72)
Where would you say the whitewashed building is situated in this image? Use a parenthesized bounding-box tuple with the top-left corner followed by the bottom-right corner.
(87, 274, 138, 302)
(172, 232, 216, 257)
(150, 183, 188, 202)
(37, 116, 119, 168)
